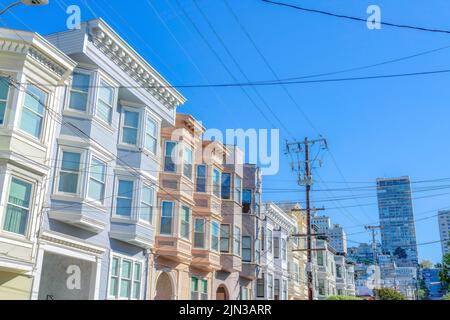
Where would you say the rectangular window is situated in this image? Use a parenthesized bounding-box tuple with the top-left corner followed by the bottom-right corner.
(164, 141, 177, 173)
(121, 110, 139, 145)
(200, 279, 208, 300)
(97, 82, 114, 124)
(318, 279, 325, 295)
(336, 265, 342, 278)
(194, 218, 205, 248)
(274, 279, 280, 300)
(195, 165, 206, 193)
(267, 229, 273, 254)
(191, 277, 207, 300)
(255, 238, 260, 264)
(0, 75, 10, 125)
(234, 175, 241, 204)
(233, 226, 241, 256)
(140, 185, 154, 224)
(69, 72, 90, 111)
(274, 237, 280, 258)
(88, 157, 106, 202)
(145, 116, 158, 154)
(213, 168, 221, 198)
(183, 147, 193, 179)
(109, 256, 142, 300)
(116, 180, 133, 217)
(242, 189, 252, 213)
(191, 277, 199, 300)
(294, 262, 300, 283)
(58, 151, 81, 194)
(221, 173, 231, 200)
(3, 177, 32, 235)
(317, 250, 324, 266)
(180, 205, 190, 240)
(220, 224, 230, 252)
(256, 276, 265, 298)
(211, 221, 219, 251)
(242, 236, 252, 262)
(268, 274, 273, 300)
(20, 84, 46, 138)
(282, 238, 287, 261)
(160, 201, 174, 235)
(282, 280, 287, 300)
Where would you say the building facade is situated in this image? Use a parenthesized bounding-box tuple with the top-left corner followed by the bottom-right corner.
(328, 224, 347, 255)
(0, 28, 75, 299)
(438, 210, 450, 256)
(26, 19, 184, 300)
(377, 177, 418, 268)
(256, 203, 296, 300)
(313, 239, 337, 299)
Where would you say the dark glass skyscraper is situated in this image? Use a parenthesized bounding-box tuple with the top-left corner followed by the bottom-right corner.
(376, 177, 418, 267)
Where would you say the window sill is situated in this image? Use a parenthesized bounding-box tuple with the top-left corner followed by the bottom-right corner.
(12, 130, 46, 152)
(117, 144, 141, 153)
(62, 109, 92, 120)
(0, 230, 33, 246)
(92, 116, 116, 134)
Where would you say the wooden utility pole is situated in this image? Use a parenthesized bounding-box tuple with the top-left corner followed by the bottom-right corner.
(365, 225, 383, 265)
(286, 137, 327, 300)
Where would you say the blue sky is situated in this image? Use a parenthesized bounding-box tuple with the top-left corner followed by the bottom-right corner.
(1, 0, 450, 263)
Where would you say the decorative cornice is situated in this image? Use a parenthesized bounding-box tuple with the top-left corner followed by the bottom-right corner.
(88, 21, 185, 110)
(0, 38, 70, 78)
(265, 203, 297, 232)
(40, 231, 106, 256)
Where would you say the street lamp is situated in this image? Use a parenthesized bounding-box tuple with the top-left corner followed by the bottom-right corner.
(0, 0, 48, 16)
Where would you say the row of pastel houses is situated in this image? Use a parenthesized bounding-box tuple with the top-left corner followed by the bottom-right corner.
(0, 19, 320, 300)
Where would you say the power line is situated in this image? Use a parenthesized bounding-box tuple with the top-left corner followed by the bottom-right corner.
(261, 0, 450, 36)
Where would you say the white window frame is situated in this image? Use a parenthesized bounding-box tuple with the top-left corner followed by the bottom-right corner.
(107, 253, 144, 300)
(144, 114, 159, 156)
(55, 147, 85, 197)
(119, 106, 141, 147)
(0, 74, 11, 127)
(1, 175, 35, 238)
(19, 82, 48, 141)
(139, 183, 155, 225)
(95, 79, 116, 125)
(87, 156, 107, 204)
(67, 70, 91, 113)
(113, 177, 136, 220)
(163, 140, 178, 173)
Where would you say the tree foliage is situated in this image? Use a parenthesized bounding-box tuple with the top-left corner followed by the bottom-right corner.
(374, 288, 407, 300)
(419, 260, 434, 269)
(438, 253, 450, 290)
(326, 295, 362, 300)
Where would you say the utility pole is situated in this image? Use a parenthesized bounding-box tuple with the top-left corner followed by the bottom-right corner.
(365, 225, 382, 265)
(286, 137, 327, 300)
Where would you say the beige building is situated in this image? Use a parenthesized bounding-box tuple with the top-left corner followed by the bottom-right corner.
(288, 204, 308, 300)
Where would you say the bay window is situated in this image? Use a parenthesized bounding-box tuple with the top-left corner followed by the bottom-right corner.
(213, 168, 221, 198)
(234, 175, 241, 204)
(242, 189, 252, 213)
(183, 147, 193, 179)
(88, 157, 106, 202)
(58, 151, 81, 194)
(221, 173, 230, 200)
(267, 229, 273, 254)
(140, 185, 154, 224)
(211, 220, 219, 251)
(3, 177, 32, 235)
(195, 165, 206, 192)
(116, 180, 134, 217)
(145, 116, 158, 154)
(0, 75, 10, 125)
(274, 236, 280, 258)
(160, 201, 174, 235)
(194, 218, 205, 248)
(242, 236, 252, 262)
(69, 72, 90, 111)
(220, 224, 230, 252)
(268, 274, 274, 299)
(121, 109, 139, 145)
(282, 238, 287, 261)
(256, 276, 265, 298)
(20, 84, 46, 139)
(180, 205, 190, 240)
(97, 81, 114, 124)
(109, 255, 143, 300)
(233, 226, 241, 256)
(164, 141, 177, 173)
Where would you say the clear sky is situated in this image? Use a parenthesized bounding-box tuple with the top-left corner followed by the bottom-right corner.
(1, 0, 450, 263)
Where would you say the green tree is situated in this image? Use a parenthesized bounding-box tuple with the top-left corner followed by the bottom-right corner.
(326, 295, 362, 300)
(442, 293, 450, 300)
(374, 288, 407, 300)
(438, 253, 450, 291)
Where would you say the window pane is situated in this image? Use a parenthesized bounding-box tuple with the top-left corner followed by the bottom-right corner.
(90, 158, 106, 182)
(234, 226, 241, 255)
(20, 109, 42, 138)
(3, 178, 32, 235)
(140, 186, 154, 223)
(0, 101, 6, 125)
(124, 110, 139, 127)
(160, 201, 173, 235)
(118, 180, 133, 198)
(194, 218, 205, 248)
(0, 76, 10, 125)
(99, 85, 113, 104)
(59, 152, 81, 194)
(213, 169, 221, 198)
(211, 221, 219, 251)
(72, 73, 90, 92)
(120, 280, 131, 298)
(183, 148, 193, 179)
(20, 85, 45, 138)
(97, 100, 112, 123)
(109, 278, 118, 296)
(221, 173, 230, 199)
(122, 128, 137, 145)
(116, 180, 133, 216)
(88, 179, 104, 201)
(111, 257, 119, 276)
(88, 158, 105, 201)
(180, 206, 190, 239)
(24, 85, 45, 114)
(196, 165, 206, 192)
(134, 263, 141, 281)
(220, 224, 230, 252)
(234, 176, 241, 203)
(164, 142, 176, 172)
(69, 91, 88, 111)
(61, 152, 81, 171)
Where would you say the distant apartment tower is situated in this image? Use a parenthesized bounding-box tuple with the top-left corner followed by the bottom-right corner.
(438, 210, 450, 256)
(376, 177, 418, 267)
(311, 215, 331, 235)
(328, 224, 348, 255)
